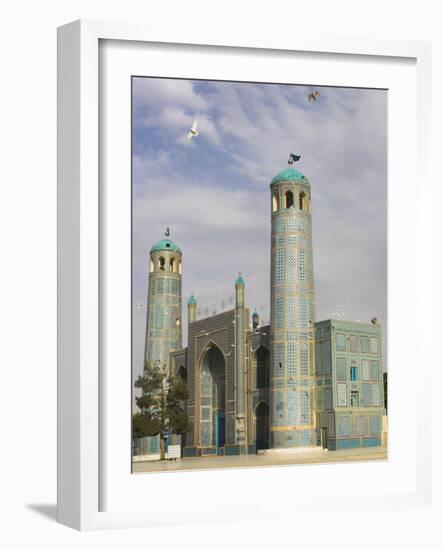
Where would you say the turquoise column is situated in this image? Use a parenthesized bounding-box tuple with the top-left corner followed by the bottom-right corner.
(144, 238, 183, 374)
(269, 167, 317, 449)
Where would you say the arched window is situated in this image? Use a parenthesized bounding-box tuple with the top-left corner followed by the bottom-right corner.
(149, 259, 154, 272)
(272, 192, 279, 212)
(285, 190, 294, 209)
(159, 257, 166, 271)
(170, 257, 176, 272)
(299, 191, 306, 211)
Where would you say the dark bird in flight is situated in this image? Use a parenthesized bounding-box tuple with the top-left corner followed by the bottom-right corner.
(371, 317, 378, 325)
(288, 153, 301, 165)
(308, 90, 320, 102)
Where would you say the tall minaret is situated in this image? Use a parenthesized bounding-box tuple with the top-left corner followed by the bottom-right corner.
(269, 160, 316, 449)
(234, 274, 247, 452)
(144, 234, 183, 373)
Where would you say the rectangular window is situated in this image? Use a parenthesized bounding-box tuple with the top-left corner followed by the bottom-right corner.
(336, 357, 347, 381)
(362, 383, 372, 406)
(350, 366, 358, 381)
(349, 334, 358, 353)
(371, 360, 380, 381)
(350, 391, 359, 407)
(361, 359, 370, 381)
(370, 337, 378, 354)
(361, 335, 369, 353)
(322, 341, 332, 375)
(372, 384, 381, 406)
(336, 333, 346, 351)
(337, 383, 347, 407)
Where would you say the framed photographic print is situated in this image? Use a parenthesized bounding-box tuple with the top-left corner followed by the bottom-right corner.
(57, 19, 433, 531)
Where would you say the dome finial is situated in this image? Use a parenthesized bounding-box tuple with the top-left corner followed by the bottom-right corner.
(164, 227, 170, 237)
(235, 272, 245, 287)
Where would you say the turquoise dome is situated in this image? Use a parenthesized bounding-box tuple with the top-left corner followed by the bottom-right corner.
(271, 168, 307, 184)
(187, 294, 197, 306)
(150, 238, 181, 254)
(235, 274, 245, 286)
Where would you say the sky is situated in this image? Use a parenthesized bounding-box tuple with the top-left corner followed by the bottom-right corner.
(132, 77, 387, 382)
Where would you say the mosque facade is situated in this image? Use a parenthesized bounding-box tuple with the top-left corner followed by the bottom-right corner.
(141, 165, 386, 457)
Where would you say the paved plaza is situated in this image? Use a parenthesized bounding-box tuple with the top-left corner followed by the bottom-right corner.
(132, 447, 387, 474)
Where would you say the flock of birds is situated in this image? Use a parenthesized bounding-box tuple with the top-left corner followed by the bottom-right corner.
(186, 89, 321, 141)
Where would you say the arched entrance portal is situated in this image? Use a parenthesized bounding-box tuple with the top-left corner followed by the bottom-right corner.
(255, 401, 270, 451)
(200, 345, 226, 453)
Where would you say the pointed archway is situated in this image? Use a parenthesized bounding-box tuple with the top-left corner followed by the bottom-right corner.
(199, 344, 226, 452)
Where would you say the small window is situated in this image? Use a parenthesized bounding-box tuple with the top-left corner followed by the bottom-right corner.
(272, 192, 279, 212)
(170, 257, 176, 272)
(337, 383, 347, 407)
(299, 191, 306, 210)
(336, 357, 346, 381)
(349, 334, 358, 353)
(371, 360, 380, 380)
(370, 337, 378, 354)
(336, 333, 346, 351)
(361, 335, 369, 353)
(350, 391, 359, 407)
(285, 190, 294, 209)
(350, 366, 358, 381)
(361, 359, 370, 381)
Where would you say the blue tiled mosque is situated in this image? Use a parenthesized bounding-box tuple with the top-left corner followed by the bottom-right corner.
(141, 163, 386, 457)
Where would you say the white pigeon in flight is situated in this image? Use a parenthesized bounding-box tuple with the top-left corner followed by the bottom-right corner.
(187, 118, 199, 140)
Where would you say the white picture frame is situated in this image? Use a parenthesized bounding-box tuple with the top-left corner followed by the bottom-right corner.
(57, 19, 433, 531)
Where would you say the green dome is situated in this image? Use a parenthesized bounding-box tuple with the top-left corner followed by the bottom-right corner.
(235, 274, 245, 286)
(187, 294, 197, 306)
(271, 168, 307, 185)
(150, 238, 181, 254)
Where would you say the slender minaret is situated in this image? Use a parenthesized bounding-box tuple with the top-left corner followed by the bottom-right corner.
(187, 293, 197, 324)
(144, 235, 182, 373)
(269, 160, 316, 449)
(234, 274, 247, 452)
